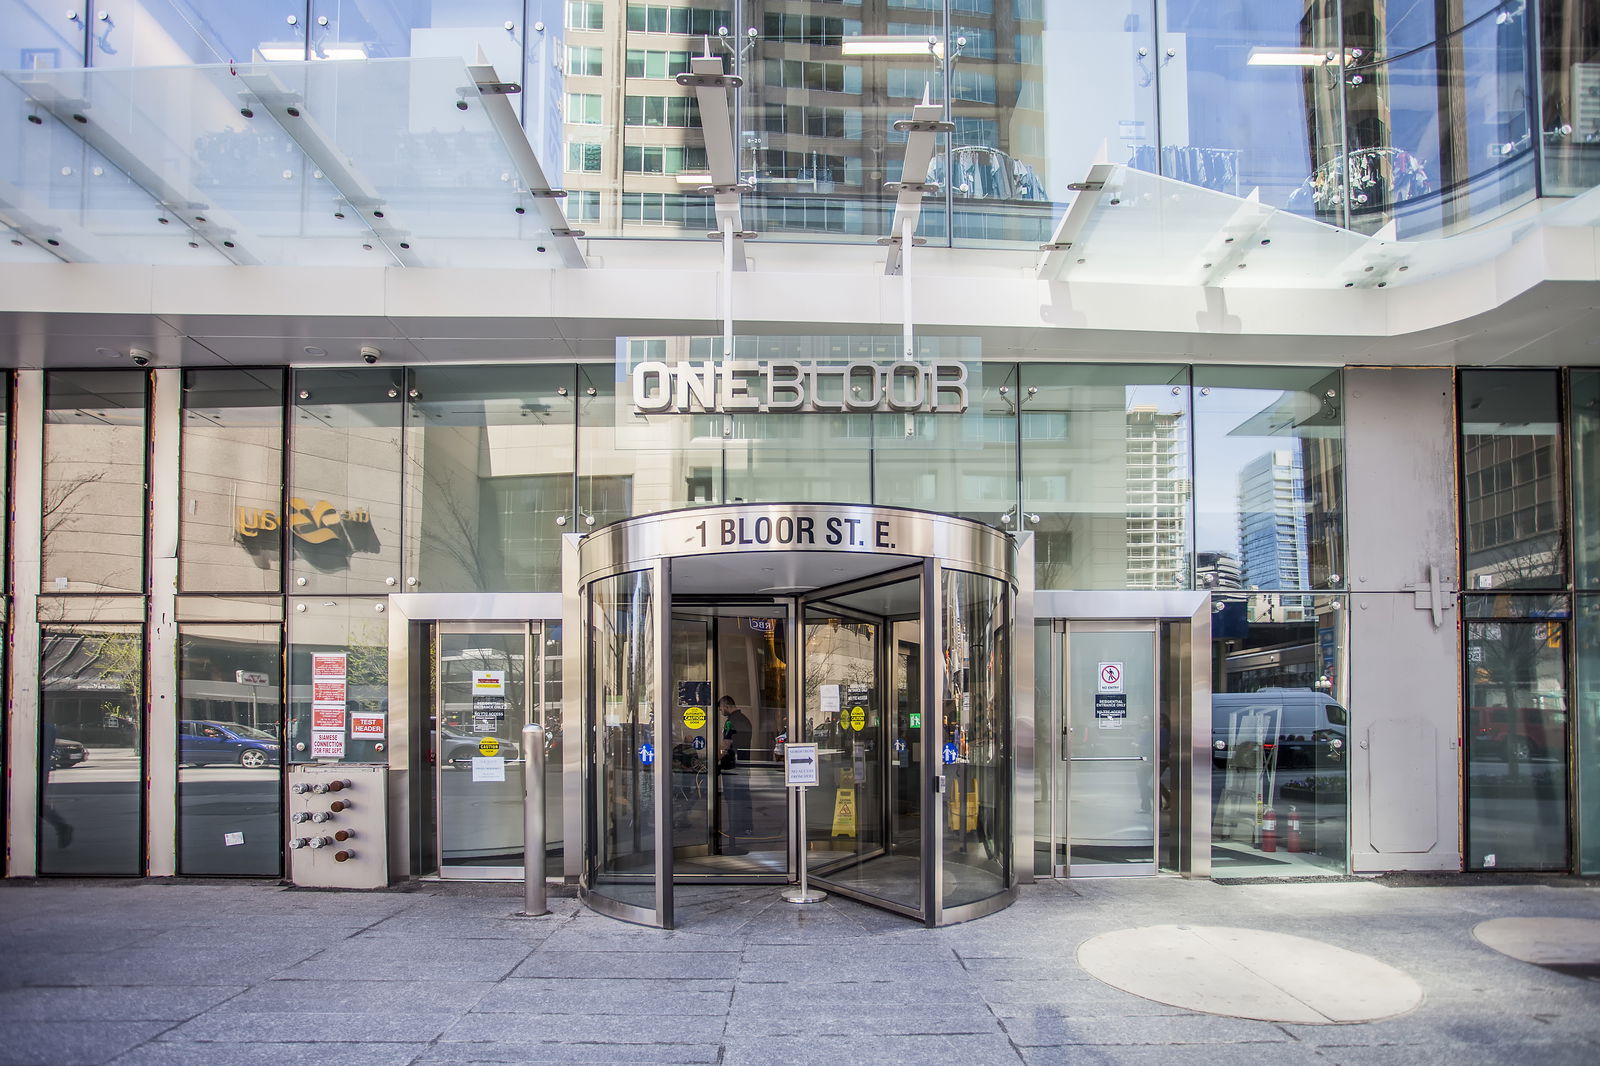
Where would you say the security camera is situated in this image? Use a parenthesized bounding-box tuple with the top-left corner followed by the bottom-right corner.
(360, 346, 380, 364)
(129, 348, 151, 367)
(131, 355, 150, 367)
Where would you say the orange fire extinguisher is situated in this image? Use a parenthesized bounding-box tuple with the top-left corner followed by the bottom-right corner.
(1286, 806, 1303, 853)
(1260, 807, 1278, 853)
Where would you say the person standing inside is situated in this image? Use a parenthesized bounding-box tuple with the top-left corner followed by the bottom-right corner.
(717, 695, 753, 854)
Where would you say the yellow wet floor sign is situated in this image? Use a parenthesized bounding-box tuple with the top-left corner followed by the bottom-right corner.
(831, 787, 857, 837)
(947, 776, 978, 831)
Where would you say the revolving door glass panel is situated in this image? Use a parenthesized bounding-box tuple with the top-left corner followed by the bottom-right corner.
(671, 606, 790, 877)
(941, 568, 1011, 908)
(584, 567, 670, 926)
(801, 571, 925, 918)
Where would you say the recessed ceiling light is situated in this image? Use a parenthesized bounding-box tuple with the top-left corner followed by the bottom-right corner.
(95, 347, 116, 357)
(303, 346, 327, 356)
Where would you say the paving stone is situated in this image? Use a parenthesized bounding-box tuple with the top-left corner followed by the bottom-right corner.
(0, 985, 245, 1022)
(509, 950, 741, 979)
(0, 1021, 170, 1065)
(107, 1043, 430, 1066)
(158, 1010, 458, 1043)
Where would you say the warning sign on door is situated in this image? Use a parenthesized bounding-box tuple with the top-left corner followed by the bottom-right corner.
(1098, 662, 1124, 693)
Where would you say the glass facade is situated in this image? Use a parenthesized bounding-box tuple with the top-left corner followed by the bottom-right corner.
(43, 372, 147, 594)
(1193, 367, 1344, 595)
(39, 624, 145, 875)
(180, 369, 286, 594)
(178, 623, 284, 876)
(1464, 595, 1571, 870)
(1210, 593, 1348, 877)
(3, 358, 1598, 882)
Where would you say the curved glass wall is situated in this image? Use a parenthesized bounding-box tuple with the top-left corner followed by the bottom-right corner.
(585, 567, 665, 920)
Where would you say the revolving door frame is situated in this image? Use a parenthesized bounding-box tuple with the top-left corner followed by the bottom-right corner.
(572, 503, 1027, 929)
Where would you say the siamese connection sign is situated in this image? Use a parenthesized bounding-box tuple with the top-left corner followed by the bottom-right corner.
(632, 360, 970, 415)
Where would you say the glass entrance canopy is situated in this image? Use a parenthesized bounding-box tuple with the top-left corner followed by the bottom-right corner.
(3, 54, 1599, 293)
(0, 56, 566, 269)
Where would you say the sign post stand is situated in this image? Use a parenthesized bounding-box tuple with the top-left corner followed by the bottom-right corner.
(780, 742, 826, 905)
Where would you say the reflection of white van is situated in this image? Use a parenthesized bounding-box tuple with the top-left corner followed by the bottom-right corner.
(1212, 690, 1348, 773)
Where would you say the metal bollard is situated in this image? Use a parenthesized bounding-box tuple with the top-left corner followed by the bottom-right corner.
(520, 723, 549, 917)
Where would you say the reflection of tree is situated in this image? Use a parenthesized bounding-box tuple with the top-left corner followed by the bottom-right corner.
(344, 622, 390, 714)
(416, 471, 493, 591)
(42, 469, 107, 546)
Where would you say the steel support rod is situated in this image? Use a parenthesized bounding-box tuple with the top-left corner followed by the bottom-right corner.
(520, 723, 549, 917)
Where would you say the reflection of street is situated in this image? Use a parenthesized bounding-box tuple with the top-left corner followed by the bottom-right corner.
(1465, 755, 1567, 868)
(53, 747, 139, 783)
(40, 747, 143, 874)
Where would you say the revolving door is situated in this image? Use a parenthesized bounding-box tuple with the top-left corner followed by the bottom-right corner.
(577, 504, 1017, 928)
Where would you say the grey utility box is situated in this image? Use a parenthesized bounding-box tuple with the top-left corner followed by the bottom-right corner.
(286, 764, 388, 889)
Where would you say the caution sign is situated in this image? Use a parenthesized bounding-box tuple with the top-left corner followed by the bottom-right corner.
(947, 776, 979, 831)
(831, 787, 858, 837)
(478, 736, 501, 757)
(847, 705, 866, 731)
(683, 705, 706, 730)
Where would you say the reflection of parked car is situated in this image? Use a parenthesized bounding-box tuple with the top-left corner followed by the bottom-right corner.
(1471, 704, 1566, 761)
(1212, 691, 1347, 773)
(50, 737, 87, 770)
(439, 726, 521, 765)
(180, 720, 280, 768)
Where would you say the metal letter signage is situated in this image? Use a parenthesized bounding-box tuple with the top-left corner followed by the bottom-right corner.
(631, 360, 969, 414)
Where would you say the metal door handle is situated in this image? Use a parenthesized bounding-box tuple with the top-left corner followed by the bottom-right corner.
(1068, 756, 1147, 762)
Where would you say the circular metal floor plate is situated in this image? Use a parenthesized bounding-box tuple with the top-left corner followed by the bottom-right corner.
(1077, 924, 1424, 1024)
(1474, 917, 1600, 969)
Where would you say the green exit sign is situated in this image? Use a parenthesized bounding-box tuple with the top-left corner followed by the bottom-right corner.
(909, 712, 922, 729)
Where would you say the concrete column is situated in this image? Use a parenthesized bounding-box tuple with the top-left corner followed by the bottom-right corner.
(145, 369, 181, 876)
(5, 372, 44, 877)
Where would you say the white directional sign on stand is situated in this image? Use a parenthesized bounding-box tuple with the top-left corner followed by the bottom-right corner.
(780, 742, 825, 905)
(784, 743, 819, 786)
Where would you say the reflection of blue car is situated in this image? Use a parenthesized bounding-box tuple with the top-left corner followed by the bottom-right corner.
(180, 720, 281, 768)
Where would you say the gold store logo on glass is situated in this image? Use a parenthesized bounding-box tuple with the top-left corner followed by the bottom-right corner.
(235, 500, 371, 544)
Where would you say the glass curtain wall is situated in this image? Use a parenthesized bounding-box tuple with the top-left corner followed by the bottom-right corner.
(404, 364, 576, 593)
(39, 624, 145, 875)
(289, 368, 404, 596)
(178, 623, 284, 876)
(1209, 593, 1348, 876)
(43, 371, 147, 594)
(1539, 0, 1600, 195)
(1020, 364, 1190, 590)
(1461, 369, 1570, 871)
(1569, 369, 1598, 873)
(180, 369, 285, 594)
(1195, 366, 1347, 876)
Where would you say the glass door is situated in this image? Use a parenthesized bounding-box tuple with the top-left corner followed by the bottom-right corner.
(799, 568, 926, 919)
(435, 623, 532, 879)
(671, 605, 791, 878)
(583, 565, 672, 927)
(1064, 623, 1159, 875)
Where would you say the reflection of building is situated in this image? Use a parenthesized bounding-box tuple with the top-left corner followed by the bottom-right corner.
(1238, 449, 1309, 592)
(1196, 551, 1242, 592)
(1126, 406, 1190, 590)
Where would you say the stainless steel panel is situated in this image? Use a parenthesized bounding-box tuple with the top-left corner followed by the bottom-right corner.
(579, 504, 1015, 586)
(1351, 592, 1461, 871)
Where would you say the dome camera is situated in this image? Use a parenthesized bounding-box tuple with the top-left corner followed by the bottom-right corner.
(360, 346, 381, 364)
(129, 348, 151, 367)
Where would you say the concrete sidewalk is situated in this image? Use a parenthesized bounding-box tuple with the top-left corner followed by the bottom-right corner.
(2, 875, 1598, 1065)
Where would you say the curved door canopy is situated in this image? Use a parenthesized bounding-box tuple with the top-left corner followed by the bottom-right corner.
(578, 504, 1017, 929)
